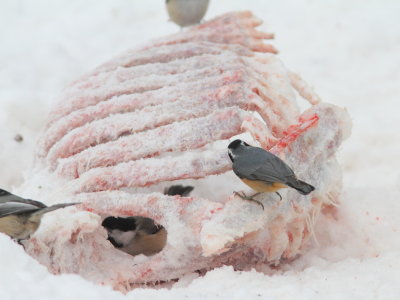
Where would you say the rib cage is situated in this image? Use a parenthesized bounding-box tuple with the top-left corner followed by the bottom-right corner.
(37, 11, 304, 179)
(22, 11, 351, 292)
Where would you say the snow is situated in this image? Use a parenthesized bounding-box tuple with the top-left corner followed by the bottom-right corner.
(0, 0, 399, 299)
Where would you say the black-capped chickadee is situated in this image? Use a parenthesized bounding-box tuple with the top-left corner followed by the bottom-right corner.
(166, 0, 210, 27)
(164, 184, 194, 197)
(102, 216, 167, 256)
(228, 139, 315, 209)
(102, 185, 192, 256)
(0, 189, 79, 241)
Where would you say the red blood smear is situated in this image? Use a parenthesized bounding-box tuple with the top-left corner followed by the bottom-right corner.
(270, 113, 319, 153)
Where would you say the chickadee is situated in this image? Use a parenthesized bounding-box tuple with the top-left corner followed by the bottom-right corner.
(102, 216, 167, 256)
(228, 139, 315, 209)
(0, 189, 79, 241)
(164, 184, 194, 197)
(166, 0, 210, 27)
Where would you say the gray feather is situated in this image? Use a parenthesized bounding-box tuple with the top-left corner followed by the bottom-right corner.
(135, 216, 163, 235)
(0, 202, 78, 218)
(0, 189, 78, 218)
(0, 188, 46, 207)
(31, 203, 79, 217)
(232, 147, 296, 184)
(0, 202, 41, 218)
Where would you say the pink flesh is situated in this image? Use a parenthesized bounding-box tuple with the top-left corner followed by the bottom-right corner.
(70, 52, 249, 91)
(46, 83, 286, 166)
(79, 42, 254, 83)
(65, 103, 335, 193)
(55, 108, 248, 177)
(144, 11, 277, 53)
(25, 11, 351, 292)
(39, 54, 301, 160)
(47, 10, 278, 125)
(38, 72, 247, 158)
(26, 102, 349, 289)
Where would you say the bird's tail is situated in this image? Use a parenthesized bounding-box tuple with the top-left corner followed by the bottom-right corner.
(31, 202, 80, 219)
(287, 179, 315, 195)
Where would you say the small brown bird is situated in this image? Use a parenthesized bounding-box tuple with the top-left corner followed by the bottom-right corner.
(102, 216, 167, 256)
(166, 0, 210, 28)
(228, 139, 315, 209)
(0, 189, 79, 241)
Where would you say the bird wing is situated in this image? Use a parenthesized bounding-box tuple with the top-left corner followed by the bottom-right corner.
(248, 161, 295, 183)
(233, 148, 295, 184)
(0, 202, 40, 218)
(135, 217, 163, 235)
(0, 188, 46, 208)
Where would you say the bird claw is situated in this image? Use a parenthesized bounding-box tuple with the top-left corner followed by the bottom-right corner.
(233, 191, 264, 210)
(276, 192, 283, 201)
(233, 191, 247, 199)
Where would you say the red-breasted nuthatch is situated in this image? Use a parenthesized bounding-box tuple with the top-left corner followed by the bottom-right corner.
(102, 216, 167, 256)
(228, 139, 315, 209)
(166, 0, 210, 27)
(0, 189, 79, 241)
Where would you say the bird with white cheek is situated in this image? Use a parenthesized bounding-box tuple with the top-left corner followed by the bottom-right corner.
(102, 216, 167, 256)
(0, 189, 79, 242)
(101, 185, 194, 256)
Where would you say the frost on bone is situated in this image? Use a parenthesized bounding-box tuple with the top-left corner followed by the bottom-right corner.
(71, 52, 247, 92)
(80, 42, 254, 83)
(26, 103, 350, 290)
(40, 53, 300, 161)
(145, 11, 277, 53)
(51, 65, 246, 125)
(46, 11, 277, 125)
(56, 107, 251, 177)
(200, 103, 351, 257)
(38, 72, 247, 158)
(23, 11, 351, 291)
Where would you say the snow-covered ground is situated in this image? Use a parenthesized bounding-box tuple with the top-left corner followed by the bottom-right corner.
(0, 0, 399, 299)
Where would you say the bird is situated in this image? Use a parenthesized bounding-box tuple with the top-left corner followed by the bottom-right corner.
(0, 188, 79, 241)
(227, 139, 315, 209)
(164, 184, 194, 197)
(166, 0, 210, 28)
(102, 216, 167, 256)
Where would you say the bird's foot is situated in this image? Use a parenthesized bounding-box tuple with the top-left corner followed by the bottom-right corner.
(16, 239, 27, 249)
(234, 191, 264, 210)
(233, 191, 247, 199)
(276, 191, 282, 201)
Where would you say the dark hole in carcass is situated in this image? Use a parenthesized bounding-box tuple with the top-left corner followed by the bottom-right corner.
(163, 184, 194, 197)
(102, 216, 167, 257)
(100, 185, 193, 256)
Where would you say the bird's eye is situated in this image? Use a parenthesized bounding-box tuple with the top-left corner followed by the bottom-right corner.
(243, 142, 250, 147)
